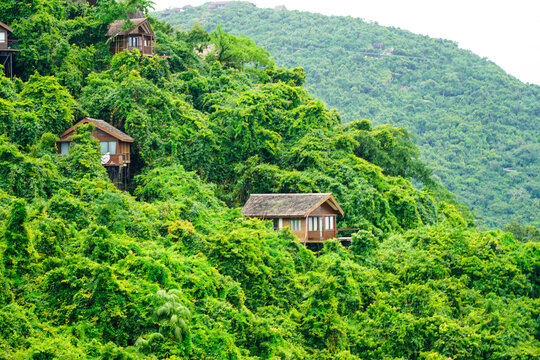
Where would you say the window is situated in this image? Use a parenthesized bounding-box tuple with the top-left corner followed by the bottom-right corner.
(100, 141, 117, 154)
(291, 218, 301, 231)
(272, 218, 283, 230)
(129, 36, 140, 48)
(324, 216, 335, 230)
(0, 32, 5, 43)
(60, 142, 70, 155)
(309, 216, 318, 231)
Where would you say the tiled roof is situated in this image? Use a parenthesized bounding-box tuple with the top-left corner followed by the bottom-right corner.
(242, 193, 344, 218)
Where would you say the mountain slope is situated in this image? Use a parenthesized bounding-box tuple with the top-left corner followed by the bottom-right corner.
(155, 2, 540, 227)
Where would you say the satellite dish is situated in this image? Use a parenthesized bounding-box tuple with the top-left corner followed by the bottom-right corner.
(101, 152, 111, 165)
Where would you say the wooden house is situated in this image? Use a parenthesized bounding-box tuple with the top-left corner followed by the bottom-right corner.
(73, 0, 98, 6)
(58, 118, 134, 188)
(106, 17, 155, 57)
(242, 193, 344, 243)
(208, 2, 229, 10)
(0, 21, 18, 80)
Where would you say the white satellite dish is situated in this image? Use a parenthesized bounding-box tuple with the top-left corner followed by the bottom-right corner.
(101, 152, 111, 165)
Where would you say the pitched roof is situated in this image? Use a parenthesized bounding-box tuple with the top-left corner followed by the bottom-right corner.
(59, 118, 134, 143)
(0, 21, 14, 33)
(106, 18, 153, 37)
(242, 193, 344, 218)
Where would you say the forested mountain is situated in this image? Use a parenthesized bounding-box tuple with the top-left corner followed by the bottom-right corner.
(155, 1, 540, 228)
(0, 0, 538, 359)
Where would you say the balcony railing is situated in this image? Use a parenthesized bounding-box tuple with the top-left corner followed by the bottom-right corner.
(103, 153, 130, 166)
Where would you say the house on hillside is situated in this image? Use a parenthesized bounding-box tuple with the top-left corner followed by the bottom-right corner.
(58, 118, 134, 189)
(242, 193, 344, 243)
(107, 17, 155, 57)
(0, 21, 18, 80)
(208, 1, 228, 10)
(73, 0, 98, 6)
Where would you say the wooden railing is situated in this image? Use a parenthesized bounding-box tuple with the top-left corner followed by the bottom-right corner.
(104, 153, 130, 166)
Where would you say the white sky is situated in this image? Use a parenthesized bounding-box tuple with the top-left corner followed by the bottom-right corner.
(151, 0, 540, 86)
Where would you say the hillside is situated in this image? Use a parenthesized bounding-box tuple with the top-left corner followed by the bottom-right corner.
(0, 0, 538, 359)
(155, 1, 540, 228)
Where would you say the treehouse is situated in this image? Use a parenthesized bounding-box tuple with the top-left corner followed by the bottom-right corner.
(0, 21, 18, 80)
(242, 193, 344, 243)
(107, 17, 155, 57)
(58, 118, 134, 189)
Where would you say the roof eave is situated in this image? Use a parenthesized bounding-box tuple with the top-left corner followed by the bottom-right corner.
(60, 118, 134, 143)
(243, 213, 306, 218)
(302, 193, 344, 217)
(0, 21, 14, 33)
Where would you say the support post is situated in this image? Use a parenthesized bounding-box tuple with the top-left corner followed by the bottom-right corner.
(0, 52, 13, 80)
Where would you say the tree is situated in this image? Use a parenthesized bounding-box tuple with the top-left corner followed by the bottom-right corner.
(61, 122, 108, 180)
(210, 25, 274, 70)
(136, 289, 192, 355)
(2, 199, 32, 277)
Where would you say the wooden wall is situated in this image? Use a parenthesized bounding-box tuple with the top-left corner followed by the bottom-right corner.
(110, 35, 154, 57)
(0, 30, 7, 50)
(281, 217, 307, 240)
(273, 201, 339, 242)
(58, 128, 131, 165)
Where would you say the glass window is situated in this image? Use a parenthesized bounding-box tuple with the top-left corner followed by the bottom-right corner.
(108, 141, 117, 154)
(329, 216, 334, 230)
(291, 218, 300, 231)
(308, 217, 313, 231)
(129, 36, 139, 47)
(278, 218, 283, 229)
(60, 142, 70, 155)
(312, 217, 318, 231)
(0, 32, 5, 43)
(273, 219, 279, 230)
(325, 216, 329, 229)
(100, 141, 117, 154)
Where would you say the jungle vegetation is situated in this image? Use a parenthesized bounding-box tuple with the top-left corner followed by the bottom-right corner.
(0, 1, 538, 359)
(156, 1, 540, 228)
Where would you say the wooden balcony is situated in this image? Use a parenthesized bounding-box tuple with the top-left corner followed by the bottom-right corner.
(126, 44, 153, 57)
(103, 153, 130, 167)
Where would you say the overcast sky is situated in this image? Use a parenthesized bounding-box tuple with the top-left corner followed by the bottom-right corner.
(151, 0, 540, 86)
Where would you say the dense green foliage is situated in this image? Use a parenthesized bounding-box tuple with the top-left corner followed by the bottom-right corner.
(156, 2, 540, 228)
(0, 0, 538, 358)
